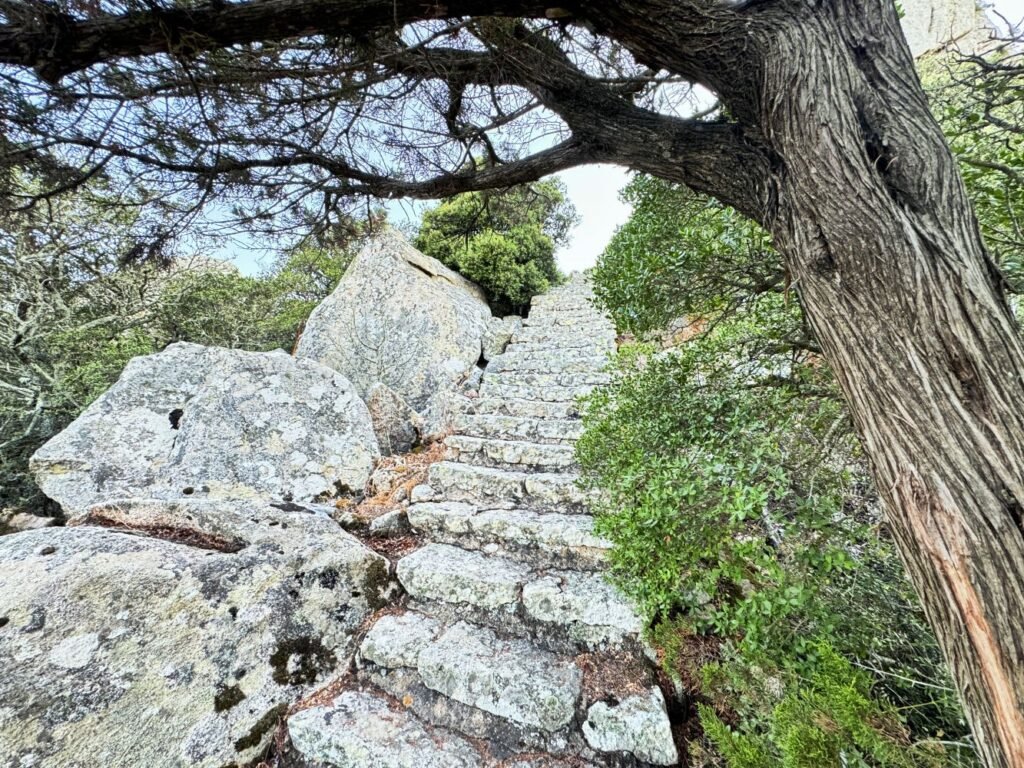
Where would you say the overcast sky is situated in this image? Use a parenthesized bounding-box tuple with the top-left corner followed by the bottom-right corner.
(552, 0, 1024, 273)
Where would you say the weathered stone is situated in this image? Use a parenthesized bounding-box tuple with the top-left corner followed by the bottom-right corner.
(366, 383, 422, 456)
(428, 462, 591, 511)
(0, 499, 390, 768)
(447, 435, 576, 471)
(30, 343, 379, 515)
(482, 315, 523, 361)
(523, 571, 643, 646)
(417, 621, 581, 732)
(468, 397, 582, 420)
(1, 512, 59, 532)
(360, 612, 444, 668)
(288, 690, 482, 767)
(583, 687, 678, 766)
(486, 370, 610, 388)
(479, 381, 598, 403)
(454, 413, 584, 444)
(407, 503, 611, 569)
(410, 483, 438, 504)
(368, 508, 410, 538)
(397, 543, 528, 609)
(296, 230, 491, 433)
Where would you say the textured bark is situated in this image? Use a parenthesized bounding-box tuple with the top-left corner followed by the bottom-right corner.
(697, 4, 1024, 765)
(2, 0, 1024, 764)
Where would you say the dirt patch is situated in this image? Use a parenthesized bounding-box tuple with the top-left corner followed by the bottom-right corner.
(366, 534, 422, 561)
(576, 649, 653, 703)
(75, 510, 245, 553)
(354, 439, 448, 523)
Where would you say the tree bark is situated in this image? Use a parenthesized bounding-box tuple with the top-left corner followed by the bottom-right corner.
(700, 3, 1024, 765)
(582, 2, 1024, 764)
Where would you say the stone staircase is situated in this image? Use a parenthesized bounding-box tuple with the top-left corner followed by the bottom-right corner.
(287, 276, 680, 767)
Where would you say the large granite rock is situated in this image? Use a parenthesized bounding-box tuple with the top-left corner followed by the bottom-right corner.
(0, 498, 391, 768)
(31, 342, 379, 515)
(296, 230, 492, 434)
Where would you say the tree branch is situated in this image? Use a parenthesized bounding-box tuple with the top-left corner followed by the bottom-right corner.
(0, 0, 550, 82)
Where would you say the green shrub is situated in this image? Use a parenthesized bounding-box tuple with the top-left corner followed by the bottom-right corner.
(415, 179, 575, 313)
(700, 644, 950, 768)
(583, 171, 978, 765)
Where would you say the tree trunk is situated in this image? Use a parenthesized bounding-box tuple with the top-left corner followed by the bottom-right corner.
(754, 3, 1024, 766)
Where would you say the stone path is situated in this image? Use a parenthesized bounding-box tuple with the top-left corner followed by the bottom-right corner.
(287, 276, 679, 767)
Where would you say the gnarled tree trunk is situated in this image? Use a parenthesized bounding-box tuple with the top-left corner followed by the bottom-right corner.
(683, 3, 1024, 765)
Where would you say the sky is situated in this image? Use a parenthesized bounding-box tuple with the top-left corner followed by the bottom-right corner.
(222, 0, 1024, 276)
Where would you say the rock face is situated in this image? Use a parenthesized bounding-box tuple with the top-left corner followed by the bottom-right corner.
(0, 498, 391, 768)
(482, 315, 523, 361)
(30, 343, 379, 515)
(295, 230, 491, 434)
(900, 0, 992, 57)
(366, 383, 422, 456)
(286, 275, 679, 768)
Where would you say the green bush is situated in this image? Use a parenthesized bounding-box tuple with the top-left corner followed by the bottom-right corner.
(583, 172, 977, 765)
(415, 179, 575, 314)
(699, 644, 950, 768)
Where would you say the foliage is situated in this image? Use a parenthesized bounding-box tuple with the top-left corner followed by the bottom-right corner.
(591, 175, 781, 338)
(576, 328, 854, 649)
(921, 47, 1024, 296)
(415, 180, 575, 313)
(156, 245, 352, 351)
(699, 644, 948, 768)
(583, 170, 979, 765)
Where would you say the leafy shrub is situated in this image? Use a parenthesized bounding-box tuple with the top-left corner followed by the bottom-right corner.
(415, 180, 576, 313)
(699, 644, 951, 768)
(582, 173, 977, 765)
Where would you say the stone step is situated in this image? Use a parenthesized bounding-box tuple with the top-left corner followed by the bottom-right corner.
(357, 615, 679, 766)
(464, 397, 582, 420)
(521, 320, 611, 335)
(531, 293, 596, 306)
(454, 413, 584, 444)
(486, 353, 609, 375)
(428, 461, 591, 512)
(396, 544, 642, 649)
(447, 435, 577, 472)
(507, 338, 616, 354)
(361, 614, 582, 733)
(397, 543, 528, 610)
(486, 370, 610, 389)
(526, 312, 608, 325)
(406, 501, 611, 570)
(287, 688, 483, 767)
(478, 381, 597, 403)
(498, 343, 610, 361)
(512, 330, 617, 347)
